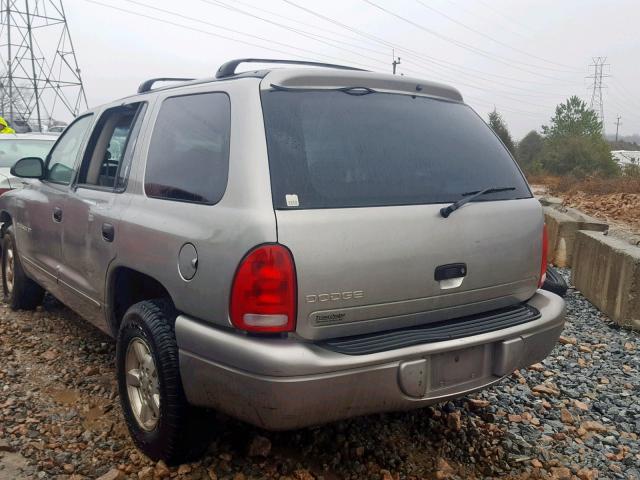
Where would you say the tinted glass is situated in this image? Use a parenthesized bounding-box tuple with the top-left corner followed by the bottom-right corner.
(0, 139, 55, 167)
(261, 91, 530, 209)
(145, 93, 230, 204)
(47, 115, 93, 184)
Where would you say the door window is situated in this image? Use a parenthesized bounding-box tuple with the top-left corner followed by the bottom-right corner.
(46, 115, 93, 185)
(78, 103, 145, 189)
(144, 92, 230, 205)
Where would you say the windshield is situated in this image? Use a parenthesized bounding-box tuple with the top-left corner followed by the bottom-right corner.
(0, 139, 55, 168)
(261, 90, 531, 209)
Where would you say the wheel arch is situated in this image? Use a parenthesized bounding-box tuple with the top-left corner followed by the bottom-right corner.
(107, 265, 175, 336)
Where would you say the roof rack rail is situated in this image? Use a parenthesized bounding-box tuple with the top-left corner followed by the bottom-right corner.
(216, 58, 366, 79)
(137, 77, 195, 94)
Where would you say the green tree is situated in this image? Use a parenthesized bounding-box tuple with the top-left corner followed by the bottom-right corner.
(541, 135, 618, 177)
(539, 96, 619, 177)
(488, 109, 516, 157)
(541, 95, 602, 139)
(516, 130, 544, 170)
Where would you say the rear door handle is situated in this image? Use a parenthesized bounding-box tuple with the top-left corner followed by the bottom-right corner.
(52, 207, 63, 223)
(102, 223, 115, 242)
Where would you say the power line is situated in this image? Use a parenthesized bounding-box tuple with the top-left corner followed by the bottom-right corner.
(216, 0, 380, 50)
(84, 0, 581, 127)
(465, 96, 549, 119)
(437, 0, 529, 40)
(82, 0, 381, 72)
(362, 0, 582, 78)
(473, 0, 538, 35)
(605, 93, 640, 125)
(133, 0, 558, 103)
(120, 0, 384, 70)
(609, 79, 640, 112)
(191, 0, 582, 100)
(412, 0, 581, 71)
(400, 64, 562, 108)
(195, 0, 574, 108)
(614, 115, 622, 142)
(194, 0, 395, 69)
(281, 0, 581, 88)
(401, 59, 575, 99)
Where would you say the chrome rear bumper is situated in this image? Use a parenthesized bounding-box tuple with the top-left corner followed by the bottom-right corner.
(176, 289, 565, 430)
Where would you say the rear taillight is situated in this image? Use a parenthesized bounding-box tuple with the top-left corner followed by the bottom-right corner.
(0, 188, 11, 196)
(539, 224, 548, 287)
(230, 244, 297, 333)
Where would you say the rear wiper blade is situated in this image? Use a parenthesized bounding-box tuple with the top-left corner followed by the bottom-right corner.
(440, 187, 516, 218)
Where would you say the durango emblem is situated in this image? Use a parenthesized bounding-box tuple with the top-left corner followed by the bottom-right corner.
(305, 290, 364, 303)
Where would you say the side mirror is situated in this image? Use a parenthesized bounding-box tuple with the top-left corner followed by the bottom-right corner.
(10, 157, 45, 179)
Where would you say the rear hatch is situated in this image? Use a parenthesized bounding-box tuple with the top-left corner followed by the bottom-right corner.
(260, 72, 542, 341)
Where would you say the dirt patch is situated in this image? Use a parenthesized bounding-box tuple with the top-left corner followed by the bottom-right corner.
(47, 387, 82, 405)
(0, 450, 31, 479)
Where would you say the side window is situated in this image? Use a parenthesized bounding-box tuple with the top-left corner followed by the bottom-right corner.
(46, 115, 93, 185)
(145, 92, 230, 204)
(78, 103, 145, 189)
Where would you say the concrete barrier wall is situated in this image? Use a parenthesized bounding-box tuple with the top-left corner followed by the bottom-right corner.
(572, 230, 640, 331)
(543, 207, 608, 267)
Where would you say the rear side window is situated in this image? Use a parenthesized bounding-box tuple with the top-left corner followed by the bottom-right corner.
(261, 90, 530, 209)
(145, 92, 230, 204)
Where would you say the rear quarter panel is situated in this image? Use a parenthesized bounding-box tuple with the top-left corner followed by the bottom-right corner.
(109, 79, 276, 329)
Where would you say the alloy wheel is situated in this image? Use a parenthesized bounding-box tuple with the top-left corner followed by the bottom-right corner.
(125, 337, 160, 431)
(5, 246, 15, 293)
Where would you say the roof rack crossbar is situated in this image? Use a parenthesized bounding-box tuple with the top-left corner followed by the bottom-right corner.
(216, 58, 366, 79)
(137, 77, 196, 94)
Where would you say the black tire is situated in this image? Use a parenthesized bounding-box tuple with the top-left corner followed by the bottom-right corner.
(116, 299, 211, 463)
(1, 226, 45, 310)
(542, 266, 568, 297)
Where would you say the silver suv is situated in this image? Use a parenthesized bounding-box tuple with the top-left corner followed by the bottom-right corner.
(0, 59, 565, 463)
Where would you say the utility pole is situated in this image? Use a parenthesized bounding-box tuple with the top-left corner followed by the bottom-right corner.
(587, 57, 609, 130)
(392, 49, 401, 75)
(0, 0, 88, 130)
(614, 115, 622, 142)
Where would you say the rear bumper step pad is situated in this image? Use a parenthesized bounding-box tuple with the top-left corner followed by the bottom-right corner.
(320, 304, 541, 355)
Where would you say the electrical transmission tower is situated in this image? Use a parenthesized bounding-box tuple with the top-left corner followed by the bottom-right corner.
(587, 56, 609, 129)
(0, 0, 87, 131)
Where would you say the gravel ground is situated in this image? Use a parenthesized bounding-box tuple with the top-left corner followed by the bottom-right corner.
(0, 270, 638, 480)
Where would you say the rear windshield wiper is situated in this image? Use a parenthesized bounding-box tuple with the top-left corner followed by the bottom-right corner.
(440, 187, 516, 218)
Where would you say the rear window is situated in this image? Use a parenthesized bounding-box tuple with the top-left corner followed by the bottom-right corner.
(261, 90, 530, 209)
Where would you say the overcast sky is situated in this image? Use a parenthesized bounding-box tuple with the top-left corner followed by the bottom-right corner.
(62, 0, 640, 139)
